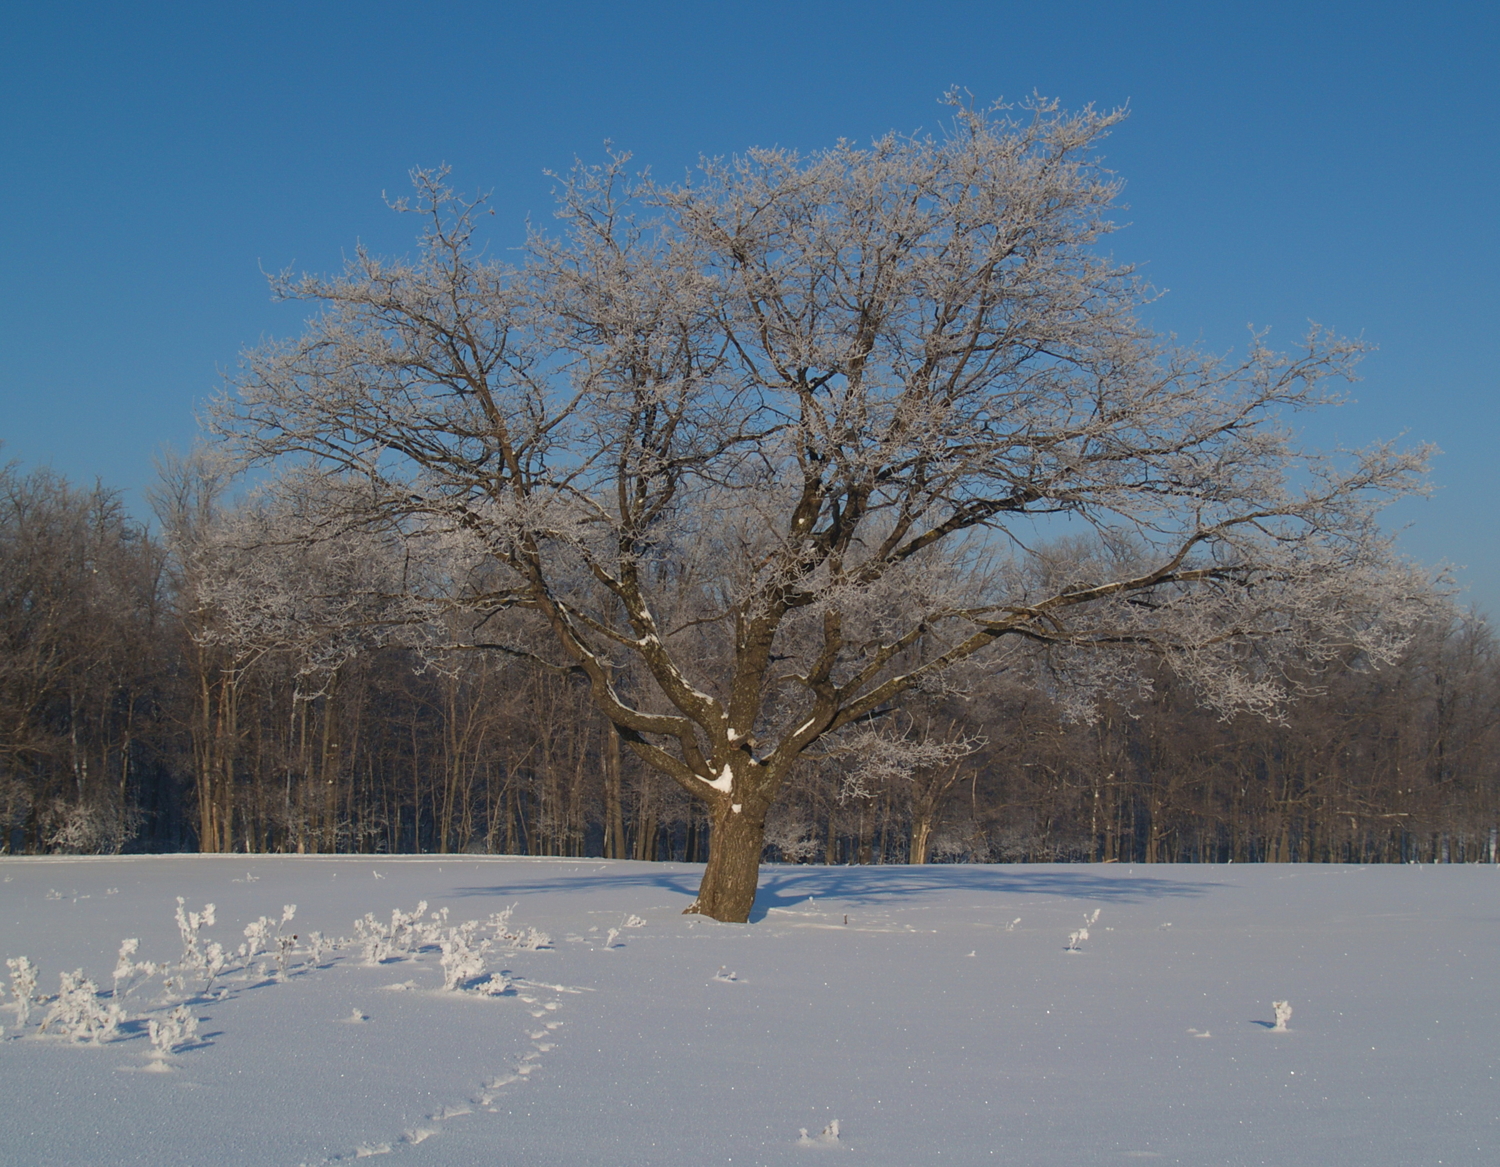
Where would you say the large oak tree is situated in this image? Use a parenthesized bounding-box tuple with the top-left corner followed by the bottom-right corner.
(217, 98, 1428, 920)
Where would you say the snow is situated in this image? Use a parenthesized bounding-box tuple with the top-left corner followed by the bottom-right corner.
(703, 764, 734, 794)
(2, 857, 1498, 1165)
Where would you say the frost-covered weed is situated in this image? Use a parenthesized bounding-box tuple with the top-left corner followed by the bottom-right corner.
(1272, 1000, 1292, 1032)
(797, 1119, 842, 1147)
(473, 971, 511, 996)
(112, 939, 160, 1000)
(174, 898, 216, 970)
(603, 914, 643, 949)
(202, 941, 230, 989)
(488, 905, 551, 951)
(40, 969, 125, 1043)
(6, 957, 38, 1028)
(243, 904, 297, 978)
(353, 901, 426, 964)
(1065, 909, 1102, 952)
(147, 1003, 198, 1062)
(437, 919, 514, 993)
(420, 906, 450, 946)
(439, 921, 486, 990)
(274, 933, 297, 977)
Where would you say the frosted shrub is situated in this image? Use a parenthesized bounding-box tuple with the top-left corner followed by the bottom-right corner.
(147, 1003, 198, 1063)
(605, 914, 642, 946)
(474, 971, 511, 996)
(112, 939, 160, 1000)
(511, 925, 550, 950)
(390, 901, 427, 955)
(419, 906, 451, 947)
(242, 919, 269, 965)
(353, 901, 426, 964)
(439, 921, 486, 991)
(1065, 909, 1102, 953)
(487, 906, 550, 951)
(274, 934, 296, 978)
(113, 939, 138, 995)
(243, 904, 297, 978)
(174, 898, 216, 970)
(40, 970, 125, 1043)
(797, 1119, 842, 1147)
(202, 941, 230, 989)
(305, 931, 327, 966)
(7, 957, 38, 1028)
(351, 914, 385, 963)
(1272, 1000, 1293, 1032)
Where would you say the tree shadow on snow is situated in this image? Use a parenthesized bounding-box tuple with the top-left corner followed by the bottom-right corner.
(450, 865, 703, 903)
(447, 861, 1220, 920)
(747, 866, 1219, 920)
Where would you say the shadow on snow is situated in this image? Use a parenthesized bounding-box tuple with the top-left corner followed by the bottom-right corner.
(448, 862, 1222, 921)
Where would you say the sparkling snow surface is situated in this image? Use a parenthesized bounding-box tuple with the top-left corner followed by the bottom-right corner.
(1, 857, 1496, 1166)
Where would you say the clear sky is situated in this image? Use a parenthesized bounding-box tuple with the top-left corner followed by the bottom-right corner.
(3, 1, 1496, 612)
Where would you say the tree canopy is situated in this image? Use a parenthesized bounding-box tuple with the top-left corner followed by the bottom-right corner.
(215, 97, 1431, 920)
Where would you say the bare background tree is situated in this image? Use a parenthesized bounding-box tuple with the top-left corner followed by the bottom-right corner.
(1, 456, 1494, 869)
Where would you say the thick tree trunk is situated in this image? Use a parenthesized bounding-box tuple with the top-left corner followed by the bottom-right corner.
(686, 803, 767, 923)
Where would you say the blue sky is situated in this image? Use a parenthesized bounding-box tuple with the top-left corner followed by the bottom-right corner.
(3, 1, 1496, 611)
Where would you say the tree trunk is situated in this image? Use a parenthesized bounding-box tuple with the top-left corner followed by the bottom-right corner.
(910, 808, 934, 865)
(686, 803, 767, 923)
(603, 723, 625, 860)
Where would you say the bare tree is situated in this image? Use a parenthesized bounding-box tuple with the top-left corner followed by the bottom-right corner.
(0, 461, 169, 852)
(215, 96, 1430, 920)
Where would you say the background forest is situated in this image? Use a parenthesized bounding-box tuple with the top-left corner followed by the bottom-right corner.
(2, 458, 1495, 866)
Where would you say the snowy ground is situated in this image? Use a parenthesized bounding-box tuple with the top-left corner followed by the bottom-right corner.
(0, 856, 1496, 1166)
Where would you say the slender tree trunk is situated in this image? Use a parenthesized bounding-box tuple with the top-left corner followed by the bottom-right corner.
(603, 723, 625, 860)
(910, 810, 934, 865)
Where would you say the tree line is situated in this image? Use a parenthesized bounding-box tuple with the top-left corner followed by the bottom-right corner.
(3, 456, 1494, 864)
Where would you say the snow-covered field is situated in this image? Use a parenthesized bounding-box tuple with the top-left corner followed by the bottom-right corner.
(1, 856, 1495, 1166)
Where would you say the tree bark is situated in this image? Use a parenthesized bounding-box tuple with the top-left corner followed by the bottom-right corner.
(685, 802, 767, 922)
